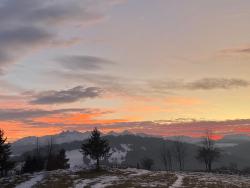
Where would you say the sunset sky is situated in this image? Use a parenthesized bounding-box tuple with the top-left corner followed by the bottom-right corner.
(1, 0, 250, 141)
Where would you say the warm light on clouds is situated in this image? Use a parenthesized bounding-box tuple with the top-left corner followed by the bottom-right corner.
(1, 0, 250, 140)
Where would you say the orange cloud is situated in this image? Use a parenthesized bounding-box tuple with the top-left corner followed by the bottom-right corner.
(0, 121, 61, 142)
(32, 112, 127, 125)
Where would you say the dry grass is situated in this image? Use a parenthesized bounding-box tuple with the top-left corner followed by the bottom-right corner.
(0, 174, 30, 188)
(109, 173, 176, 188)
(3, 169, 250, 188)
(34, 173, 74, 188)
(183, 176, 250, 188)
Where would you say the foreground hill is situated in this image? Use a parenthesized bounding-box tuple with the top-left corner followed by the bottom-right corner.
(1, 168, 250, 188)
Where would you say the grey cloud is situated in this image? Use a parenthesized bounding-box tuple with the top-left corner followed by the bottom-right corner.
(0, 26, 51, 47)
(186, 78, 249, 90)
(151, 78, 250, 91)
(57, 55, 114, 71)
(30, 86, 102, 104)
(0, 26, 53, 70)
(0, 0, 119, 72)
(221, 47, 250, 54)
(0, 0, 104, 25)
(0, 108, 95, 121)
(236, 48, 250, 53)
(48, 71, 148, 97)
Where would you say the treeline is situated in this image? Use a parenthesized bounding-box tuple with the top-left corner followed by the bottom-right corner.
(137, 131, 221, 172)
(22, 138, 69, 173)
(78, 128, 222, 172)
(0, 129, 69, 177)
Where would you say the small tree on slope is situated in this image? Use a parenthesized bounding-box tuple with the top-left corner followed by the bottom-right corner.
(81, 128, 110, 170)
(0, 129, 14, 177)
(56, 149, 69, 169)
(141, 157, 154, 170)
(196, 131, 221, 172)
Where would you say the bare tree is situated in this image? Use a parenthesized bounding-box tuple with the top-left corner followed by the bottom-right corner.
(47, 137, 54, 157)
(46, 136, 55, 171)
(160, 144, 173, 171)
(196, 131, 221, 172)
(172, 137, 187, 171)
(36, 137, 40, 156)
(166, 149, 173, 171)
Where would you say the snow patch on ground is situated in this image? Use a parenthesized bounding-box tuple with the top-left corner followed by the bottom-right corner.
(66, 150, 96, 170)
(67, 144, 132, 169)
(108, 144, 132, 164)
(169, 174, 184, 188)
(15, 174, 44, 188)
(121, 168, 150, 176)
(141, 146, 146, 151)
(66, 150, 84, 170)
(74, 176, 120, 188)
(120, 144, 132, 151)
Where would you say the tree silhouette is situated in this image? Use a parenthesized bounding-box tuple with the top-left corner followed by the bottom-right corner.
(160, 144, 173, 171)
(0, 129, 14, 176)
(81, 128, 110, 170)
(56, 149, 69, 169)
(173, 138, 187, 171)
(46, 136, 57, 171)
(22, 138, 45, 173)
(196, 131, 221, 172)
(141, 157, 154, 170)
(22, 155, 33, 173)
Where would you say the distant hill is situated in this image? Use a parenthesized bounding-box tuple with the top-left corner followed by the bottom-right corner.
(11, 130, 91, 155)
(11, 130, 250, 155)
(11, 130, 156, 155)
(11, 134, 250, 170)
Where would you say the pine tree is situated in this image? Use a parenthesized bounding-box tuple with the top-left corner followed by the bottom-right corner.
(0, 129, 14, 177)
(46, 154, 57, 171)
(81, 128, 110, 170)
(22, 155, 33, 173)
(56, 149, 69, 169)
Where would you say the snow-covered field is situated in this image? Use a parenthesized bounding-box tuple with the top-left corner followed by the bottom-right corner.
(1, 168, 250, 187)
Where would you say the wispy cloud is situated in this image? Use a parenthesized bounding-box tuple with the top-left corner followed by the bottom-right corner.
(57, 55, 114, 71)
(221, 46, 250, 55)
(150, 78, 250, 91)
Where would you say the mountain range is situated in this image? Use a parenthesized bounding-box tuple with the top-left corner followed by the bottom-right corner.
(11, 130, 250, 160)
